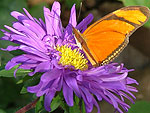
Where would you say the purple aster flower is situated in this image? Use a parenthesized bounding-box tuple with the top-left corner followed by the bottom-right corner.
(1, 1, 138, 113)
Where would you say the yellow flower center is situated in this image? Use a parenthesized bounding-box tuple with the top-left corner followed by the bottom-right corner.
(56, 45, 88, 70)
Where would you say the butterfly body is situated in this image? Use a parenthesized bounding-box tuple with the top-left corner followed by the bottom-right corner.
(73, 6, 150, 66)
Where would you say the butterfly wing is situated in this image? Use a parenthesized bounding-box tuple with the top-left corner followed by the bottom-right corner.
(74, 6, 150, 66)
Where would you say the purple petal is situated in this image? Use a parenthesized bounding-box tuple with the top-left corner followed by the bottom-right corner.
(5, 55, 29, 70)
(19, 63, 38, 70)
(76, 13, 93, 33)
(13, 22, 37, 38)
(63, 81, 73, 106)
(0, 36, 10, 40)
(35, 81, 52, 96)
(125, 90, 136, 99)
(23, 54, 48, 62)
(44, 7, 54, 35)
(119, 91, 134, 103)
(76, 74, 83, 81)
(81, 91, 93, 112)
(5, 61, 18, 70)
(80, 86, 92, 103)
(90, 89, 102, 101)
(22, 20, 46, 39)
(19, 45, 49, 59)
(33, 61, 51, 74)
(13, 65, 20, 78)
(27, 81, 43, 93)
(104, 91, 119, 109)
(41, 68, 62, 82)
(92, 98, 100, 113)
(10, 30, 47, 53)
(127, 85, 138, 92)
(64, 24, 73, 42)
(39, 18, 46, 30)
(100, 81, 126, 90)
(69, 4, 77, 27)
(127, 77, 139, 85)
(4, 25, 25, 36)
(98, 72, 128, 82)
(51, 1, 62, 36)
(23, 8, 35, 21)
(64, 72, 81, 97)
(11, 11, 28, 21)
(1, 45, 19, 51)
(57, 76, 63, 91)
(44, 90, 56, 111)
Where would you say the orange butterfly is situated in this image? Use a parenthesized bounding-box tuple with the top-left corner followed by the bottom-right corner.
(73, 6, 150, 66)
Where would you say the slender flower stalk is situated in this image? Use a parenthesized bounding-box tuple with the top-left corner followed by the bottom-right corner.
(1, 1, 138, 113)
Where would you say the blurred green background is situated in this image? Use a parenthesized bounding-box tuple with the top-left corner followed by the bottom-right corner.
(0, 0, 150, 113)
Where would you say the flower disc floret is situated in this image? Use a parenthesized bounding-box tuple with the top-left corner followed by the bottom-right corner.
(56, 45, 88, 70)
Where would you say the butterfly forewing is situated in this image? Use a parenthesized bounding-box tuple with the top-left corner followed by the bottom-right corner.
(73, 6, 150, 66)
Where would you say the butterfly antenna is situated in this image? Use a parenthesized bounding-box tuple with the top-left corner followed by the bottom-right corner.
(77, 2, 82, 22)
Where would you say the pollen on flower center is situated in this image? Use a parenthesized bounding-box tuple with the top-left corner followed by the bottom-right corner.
(56, 45, 88, 70)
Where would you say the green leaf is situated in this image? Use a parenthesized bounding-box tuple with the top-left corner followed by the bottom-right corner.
(68, 95, 80, 113)
(128, 101, 150, 113)
(120, 0, 150, 27)
(0, 77, 26, 111)
(0, 65, 5, 71)
(35, 96, 44, 113)
(20, 86, 28, 94)
(0, 109, 6, 113)
(57, 92, 70, 113)
(60, 99, 69, 113)
(69, 105, 80, 113)
(16, 79, 24, 84)
(121, 0, 150, 7)
(81, 100, 86, 113)
(0, 65, 31, 77)
(58, 93, 82, 113)
(75, 95, 79, 104)
(9, 50, 24, 56)
(22, 73, 41, 88)
(17, 74, 36, 84)
(50, 95, 62, 112)
(0, 41, 16, 65)
(19, 73, 41, 95)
